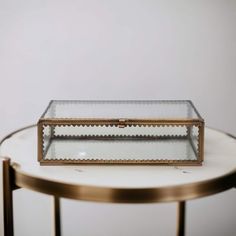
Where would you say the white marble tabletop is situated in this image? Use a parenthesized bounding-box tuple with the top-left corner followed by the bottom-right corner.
(0, 126, 236, 189)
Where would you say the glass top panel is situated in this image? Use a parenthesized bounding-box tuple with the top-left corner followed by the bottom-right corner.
(42, 100, 201, 119)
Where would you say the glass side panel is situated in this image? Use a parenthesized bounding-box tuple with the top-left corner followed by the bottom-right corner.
(45, 139, 197, 161)
(41, 124, 200, 162)
(42, 100, 201, 119)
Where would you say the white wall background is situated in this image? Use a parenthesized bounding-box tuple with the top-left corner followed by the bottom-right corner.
(0, 0, 236, 235)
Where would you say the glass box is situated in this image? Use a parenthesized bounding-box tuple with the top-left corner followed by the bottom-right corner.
(38, 100, 204, 165)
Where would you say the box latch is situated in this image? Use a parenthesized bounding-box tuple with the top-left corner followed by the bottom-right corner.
(118, 119, 126, 128)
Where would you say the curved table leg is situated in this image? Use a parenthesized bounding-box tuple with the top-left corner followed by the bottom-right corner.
(52, 196, 61, 236)
(1, 157, 14, 236)
(176, 201, 186, 236)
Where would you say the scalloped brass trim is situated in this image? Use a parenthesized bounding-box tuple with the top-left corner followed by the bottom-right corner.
(39, 120, 204, 165)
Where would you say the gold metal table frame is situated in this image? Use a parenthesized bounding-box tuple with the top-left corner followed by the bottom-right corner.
(1, 125, 236, 236)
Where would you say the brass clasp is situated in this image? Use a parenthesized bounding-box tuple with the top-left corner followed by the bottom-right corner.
(118, 119, 126, 128)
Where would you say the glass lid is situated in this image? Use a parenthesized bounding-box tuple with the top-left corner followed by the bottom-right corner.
(42, 100, 202, 120)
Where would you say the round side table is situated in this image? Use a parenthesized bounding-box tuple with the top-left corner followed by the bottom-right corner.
(0, 125, 236, 236)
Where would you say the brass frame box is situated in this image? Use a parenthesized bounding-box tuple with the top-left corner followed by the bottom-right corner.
(38, 100, 204, 165)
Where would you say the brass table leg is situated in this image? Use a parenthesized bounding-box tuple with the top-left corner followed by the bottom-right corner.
(52, 196, 61, 236)
(2, 157, 14, 236)
(176, 201, 186, 236)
